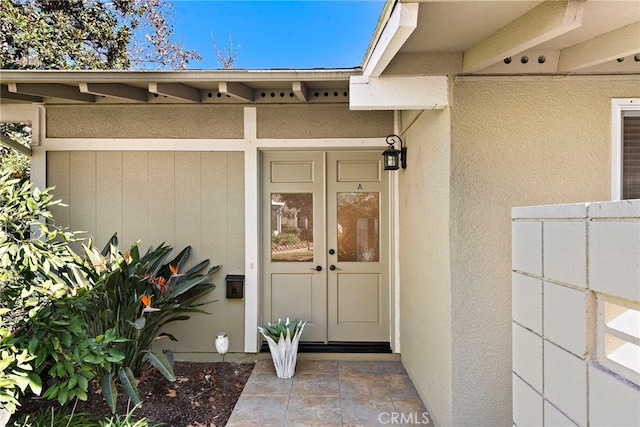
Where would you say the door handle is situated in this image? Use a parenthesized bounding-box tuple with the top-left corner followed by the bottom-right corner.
(329, 265, 341, 271)
(310, 265, 323, 271)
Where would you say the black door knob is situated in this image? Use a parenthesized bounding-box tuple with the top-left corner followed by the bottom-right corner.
(328, 249, 335, 255)
(310, 265, 322, 271)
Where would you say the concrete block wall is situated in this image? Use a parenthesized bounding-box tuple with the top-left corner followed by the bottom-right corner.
(512, 200, 640, 427)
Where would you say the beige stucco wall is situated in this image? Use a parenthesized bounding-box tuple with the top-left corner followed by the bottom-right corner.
(399, 108, 452, 427)
(46, 151, 245, 355)
(46, 105, 245, 139)
(257, 105, 393, 138)
(447, 77, 640, 426)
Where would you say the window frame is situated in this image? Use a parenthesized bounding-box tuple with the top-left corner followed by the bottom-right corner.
(611, 98, 640, 200)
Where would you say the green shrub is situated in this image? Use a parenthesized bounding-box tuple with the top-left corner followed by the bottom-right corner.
(272, 233, 301, 247)
(0, 169, 94, 414)
(12, 407, 99, 427)
(98, 404, 162, 427)
(0, 167, 220, 415)
(80, 235, 221, 412)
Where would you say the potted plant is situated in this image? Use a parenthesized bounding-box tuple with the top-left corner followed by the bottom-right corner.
(258, 318, 306, 379)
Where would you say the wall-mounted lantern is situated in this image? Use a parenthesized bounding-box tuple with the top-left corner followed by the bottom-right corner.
(382, 134, 407, 170)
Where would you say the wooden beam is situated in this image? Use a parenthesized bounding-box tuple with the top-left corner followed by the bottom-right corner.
(463, 0, 585, 73)
(1, 85, 43, 103)
(363, 2, 418, 77)
(559, 22, 640, 72)
(148, 82, 200, 102)
(292, 81, 308, 102)
(8, 83, 95, 102)
(350, 75, 448, 110)
(79, 83, 148, 102)
(0, 134, 31, 156)
(218, 82, 253, 102)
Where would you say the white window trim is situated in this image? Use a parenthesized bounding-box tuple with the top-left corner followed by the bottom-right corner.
(611, 98, 640, 200)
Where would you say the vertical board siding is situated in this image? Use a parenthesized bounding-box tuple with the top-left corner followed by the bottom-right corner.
(226, 152, 245, 343)
(198, 152, 230, 353)
(174, 152, 203, 255)
(47, 152, 70, 229)
(69, 153, 97, 242)
(96, 152, 123, 245)
(149, 152, 176, 250)
(122, 152, 150, 248)
(46, 151, 245, 354)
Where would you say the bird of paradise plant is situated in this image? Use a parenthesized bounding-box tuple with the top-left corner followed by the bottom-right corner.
(79, 234, 221, 412)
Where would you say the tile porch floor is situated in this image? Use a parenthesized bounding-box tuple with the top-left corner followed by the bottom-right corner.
(226, 358, 433, 426)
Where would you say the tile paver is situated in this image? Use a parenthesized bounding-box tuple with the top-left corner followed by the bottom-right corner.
(286, 396, 342, 426)
(227, 395, 289, 426)
(229, 359, 434, 426)
(291, 373, 340, 396)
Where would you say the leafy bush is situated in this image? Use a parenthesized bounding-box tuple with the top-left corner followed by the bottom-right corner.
(0, 167, 220, 415)
(0, 169, 94, 414)
(11, 405, 160, 427)
(272, 233, 302, 247)
(0, 151, 30, 182)
(12, 407, 99, 427)
(98, 404, 161, 427)
(80, 235, 221, 411)
(0, 123, 31, 182)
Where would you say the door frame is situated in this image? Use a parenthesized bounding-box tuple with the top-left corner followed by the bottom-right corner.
(233, 107, 401, 352)
(260, 150, 391, 344)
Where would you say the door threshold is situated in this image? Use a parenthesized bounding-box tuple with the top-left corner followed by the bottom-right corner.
(260, 341, 391, 353)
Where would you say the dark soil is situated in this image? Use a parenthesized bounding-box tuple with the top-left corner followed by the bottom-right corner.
(13, 361, 255, 427)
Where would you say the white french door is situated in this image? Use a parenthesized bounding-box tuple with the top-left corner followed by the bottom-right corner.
(262, 150, 390, 343)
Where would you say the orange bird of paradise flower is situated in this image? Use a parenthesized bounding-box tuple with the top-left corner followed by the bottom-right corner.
(169, 264, 179, 275)
(141, 294, 152, 307)
(141, 294, 160, 312)
(156, 276, 167, 293)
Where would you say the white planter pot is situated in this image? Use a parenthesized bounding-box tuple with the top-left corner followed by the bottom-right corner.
(0, 408, 10, 427)
(258, 319, 306, 379)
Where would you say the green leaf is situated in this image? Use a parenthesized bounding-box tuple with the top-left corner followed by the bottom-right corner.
(68, 374, 78, 389)
(26, 197, 37, 211)
(61, 332, 73, 348)
(102, 374, 117, 414)
(118, 367, 141, 406)
(145, 349, 175, 381)
(58, 386, 68, 405)
(27, 372, 42, 395)
(76, 388, 88, 401)
(158, 332, 178, 342)
(77, 374, 88, 391)
(182, 259, 212, 277)
(27, 337, 39, 354)
(134, 316, 146, 329)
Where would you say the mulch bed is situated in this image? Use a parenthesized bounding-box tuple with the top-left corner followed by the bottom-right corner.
(12, 361, 255, 427)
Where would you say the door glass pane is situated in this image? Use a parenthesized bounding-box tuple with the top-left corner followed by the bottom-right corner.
(337, 192, 379, 262)
(271, 193, 314, 262)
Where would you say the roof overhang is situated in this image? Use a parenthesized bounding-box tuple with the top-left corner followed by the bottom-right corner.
(350, 0, 639, 110)
(0, 69, 359, 105)
(363, 0, 640, 77)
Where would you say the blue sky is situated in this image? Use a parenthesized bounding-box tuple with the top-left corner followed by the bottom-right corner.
(171, 1, 386, 69)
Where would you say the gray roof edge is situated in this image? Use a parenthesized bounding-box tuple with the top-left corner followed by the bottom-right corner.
(0, 68, 362, 83)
